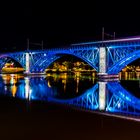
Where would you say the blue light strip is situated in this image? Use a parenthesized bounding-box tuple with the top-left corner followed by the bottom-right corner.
(71, 36, 140, 46)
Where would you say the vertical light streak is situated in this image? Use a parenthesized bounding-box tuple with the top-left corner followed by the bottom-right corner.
(99, 82, 106, 110)
(26, 53, 30, 73)
(76, 77, 79, 93)
(11, 85, 17, 97)
(25, 77, 31, 100)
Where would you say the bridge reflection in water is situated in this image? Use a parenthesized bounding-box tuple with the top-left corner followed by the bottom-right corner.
(0, 73, 140, 120)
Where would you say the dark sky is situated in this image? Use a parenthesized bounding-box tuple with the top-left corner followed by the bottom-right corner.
(0, 1, 140, 51)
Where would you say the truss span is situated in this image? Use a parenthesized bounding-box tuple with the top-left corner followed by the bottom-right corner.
(108, 50, 140, 74)
(29, 47, 99, 73)
(0, 53, 26, 71)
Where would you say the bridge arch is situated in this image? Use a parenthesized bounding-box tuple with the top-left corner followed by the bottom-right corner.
(0, 54, 25, 72)
(30, 51, 98, 73)
(108, 50, 140, 74)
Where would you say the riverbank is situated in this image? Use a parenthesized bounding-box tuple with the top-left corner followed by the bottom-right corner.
(0, 97, 140, 140)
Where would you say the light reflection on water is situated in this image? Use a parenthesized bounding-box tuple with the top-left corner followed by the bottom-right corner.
(0, 72, 140, 118)
(0, 73, 96, 100)
(119, 72, 140, 80)
(120, 72, 140, 99)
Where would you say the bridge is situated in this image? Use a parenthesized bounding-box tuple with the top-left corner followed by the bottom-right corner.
(1, 36, 140, 76)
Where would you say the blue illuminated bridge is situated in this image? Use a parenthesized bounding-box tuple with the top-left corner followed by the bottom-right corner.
(1, 36, 140, 75)
(1, 36, 140, 76)
(1, 36, 140, 117)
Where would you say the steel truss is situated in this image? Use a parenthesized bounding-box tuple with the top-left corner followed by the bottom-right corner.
(107, 41, 140, 74)
(28, 46, 99, 73)
(0, 53, 26, 71)
(0, 45, 99, 73)
(1, 39, 140, 74)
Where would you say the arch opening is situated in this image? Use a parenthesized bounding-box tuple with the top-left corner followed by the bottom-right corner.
(30, 51, 98, 73)
(121, 58, 140, 73)
(45, 54, 97, 74)
(108, 50, 140, 75)
(43, 54, 97, 99)
(0, 57, 25, 74)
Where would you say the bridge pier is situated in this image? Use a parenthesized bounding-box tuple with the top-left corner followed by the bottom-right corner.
(24, 52, 46, 75)
(25, 52, 30, 74)
(98, 46, 107, 77)
(98, 46, 119, 79)
(99, 46, 106, 74)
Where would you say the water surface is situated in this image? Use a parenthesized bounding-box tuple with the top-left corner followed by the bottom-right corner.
(0, 72, 140, 119)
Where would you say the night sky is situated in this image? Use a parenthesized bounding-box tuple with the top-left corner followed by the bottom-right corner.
(0, 1, 140, 52)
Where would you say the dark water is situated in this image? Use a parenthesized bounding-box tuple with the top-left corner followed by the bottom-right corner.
(0, 72, 140, 117)
(1, 72, 140, 140)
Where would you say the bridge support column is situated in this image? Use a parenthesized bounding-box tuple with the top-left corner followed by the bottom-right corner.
(98, 81, 106, 110)
(98, 47, 107, 77)
(25, 52, 30, 74)
(98, 47, 119, 79)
